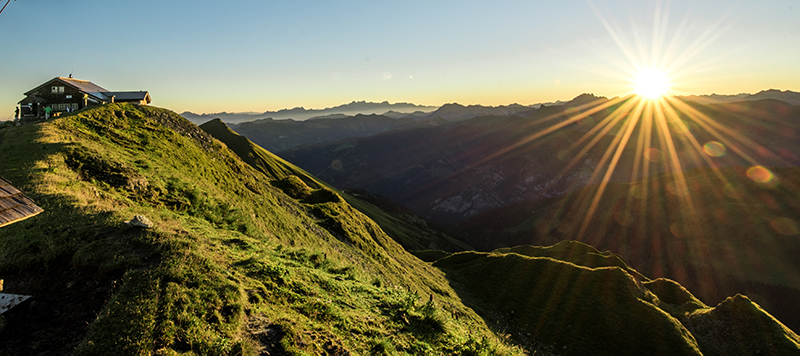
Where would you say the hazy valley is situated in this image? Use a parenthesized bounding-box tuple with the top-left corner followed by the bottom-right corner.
(0, 91, 798, 354)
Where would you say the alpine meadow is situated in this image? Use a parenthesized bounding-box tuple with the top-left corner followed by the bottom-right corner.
(2, 0, 800, 355)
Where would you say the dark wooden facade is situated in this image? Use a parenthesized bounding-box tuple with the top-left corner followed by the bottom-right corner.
(18, 76, 151, 117)
(19, 78, 83, 116)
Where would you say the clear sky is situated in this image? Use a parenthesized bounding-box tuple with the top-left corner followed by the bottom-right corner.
(0, 0, 798, 119)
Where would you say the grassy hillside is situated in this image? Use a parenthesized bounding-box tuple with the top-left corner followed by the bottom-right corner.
(198, 118, 323, 188)
(0, 104, 518, 354)
(200, 118, 471, 252)
(433, 248, 800, 355)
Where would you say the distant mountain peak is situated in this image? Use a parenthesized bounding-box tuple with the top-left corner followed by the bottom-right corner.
(756, 89, 785, 94)
(440, 103, 466, 108)
(566, 93, 608, 106)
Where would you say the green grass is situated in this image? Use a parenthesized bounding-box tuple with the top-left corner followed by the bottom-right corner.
(687, 294, 800, 355)
(200, 117, 473, 252)
(434, 246, 800, 355)
(434, 251, 703, 355)
(644, 278, 708, 319)
(0, 104, 521, 354)
(494, 240, 647, 280)
(410, 249, 453, 262)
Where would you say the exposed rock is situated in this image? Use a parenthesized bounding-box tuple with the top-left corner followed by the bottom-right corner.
(125, 175, 149, 191)
(125, 215, 153, 229)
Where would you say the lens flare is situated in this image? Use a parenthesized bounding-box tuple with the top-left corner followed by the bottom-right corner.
(746, 166, 773, 183)
(771, 218, 799, 236)
(644, 148, 662, 162)
(703, 141, 726, 157)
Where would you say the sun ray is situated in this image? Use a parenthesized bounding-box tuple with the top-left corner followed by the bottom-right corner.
(577, 98, 645, 238)
(632, 100, 653, 182)
(656, 99, 707, 236)
(555, 98, 642, 182)
(649, 2, 664, 69)
(396, 97, 623, 204)
(589, 2, 644, 74)
(662, 101, 722, 171)
(664, 97, 768, 166)
(467, 97, 622, 169)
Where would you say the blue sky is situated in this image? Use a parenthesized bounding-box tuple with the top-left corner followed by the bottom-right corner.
(1, 0, 798, 119)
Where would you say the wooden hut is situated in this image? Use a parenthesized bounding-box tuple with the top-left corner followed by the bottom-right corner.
(17, 76, 151, 117)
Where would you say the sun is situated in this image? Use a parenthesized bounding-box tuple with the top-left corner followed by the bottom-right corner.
(633, 69, 671, 100)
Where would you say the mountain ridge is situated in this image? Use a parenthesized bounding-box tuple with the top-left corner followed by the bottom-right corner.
(180, 101, 437, 124)
(279, 95, 800, 225)
(678, 88, 800, 105)
(178, 89, 799, 127)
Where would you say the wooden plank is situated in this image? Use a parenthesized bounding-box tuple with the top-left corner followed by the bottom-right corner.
(0, 177, 43, 228)
(0, 185, 20, 198)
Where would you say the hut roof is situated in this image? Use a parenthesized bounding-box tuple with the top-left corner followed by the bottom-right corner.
(24, 77, 109, 96)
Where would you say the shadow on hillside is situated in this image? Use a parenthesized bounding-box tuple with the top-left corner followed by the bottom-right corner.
(433, 249, 800, 355)
(0, 138, 162, 354)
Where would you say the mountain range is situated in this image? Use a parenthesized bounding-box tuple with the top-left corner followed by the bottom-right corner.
(278, 94, 800, 224)
(180, 101, 437, 124)
(225, 102, 551, 153)
(193, 90, 798, 156)
(0, 103, 797, 354)
(180, 89, 800, 127)
(680, 89, 800, 106)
